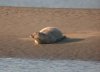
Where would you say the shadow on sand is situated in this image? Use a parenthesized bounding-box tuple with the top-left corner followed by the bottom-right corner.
(56, 37, 84, 44)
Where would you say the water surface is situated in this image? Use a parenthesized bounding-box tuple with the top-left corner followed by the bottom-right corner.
(0, 58, 100, 72)
(0, 0, 100, 8)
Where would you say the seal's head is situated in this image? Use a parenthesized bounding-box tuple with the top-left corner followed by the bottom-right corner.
(30, 32, 47, 44)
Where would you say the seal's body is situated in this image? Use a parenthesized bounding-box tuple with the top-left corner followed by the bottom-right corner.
(31, 27, 65, 44)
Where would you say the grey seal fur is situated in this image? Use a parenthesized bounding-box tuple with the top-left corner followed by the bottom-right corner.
(30, 27, 65, 44)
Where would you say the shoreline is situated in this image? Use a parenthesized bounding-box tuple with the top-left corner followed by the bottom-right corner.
(0, 6, 100, 10)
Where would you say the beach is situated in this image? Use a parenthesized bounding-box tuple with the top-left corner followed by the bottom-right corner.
(0, 6, 100, 60)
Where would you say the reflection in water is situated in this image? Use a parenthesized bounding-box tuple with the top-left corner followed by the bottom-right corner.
(0, 58, 100, 72)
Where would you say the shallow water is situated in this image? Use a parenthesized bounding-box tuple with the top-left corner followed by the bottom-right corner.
(0, 58, 100, 72)
(0, 0, 100, 8)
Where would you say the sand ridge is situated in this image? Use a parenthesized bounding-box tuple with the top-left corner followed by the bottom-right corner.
(0, 6, 100, 60)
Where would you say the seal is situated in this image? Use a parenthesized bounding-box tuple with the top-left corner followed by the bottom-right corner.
(30, 27, 65, 44)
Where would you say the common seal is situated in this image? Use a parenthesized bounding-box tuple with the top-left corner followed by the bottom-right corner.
(30, 27, 65, 44)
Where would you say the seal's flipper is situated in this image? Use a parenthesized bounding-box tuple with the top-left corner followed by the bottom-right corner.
(55, 36, 66, 43)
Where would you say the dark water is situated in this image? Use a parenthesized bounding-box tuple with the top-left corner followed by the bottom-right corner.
(0, 0, 100, 8)
(0, 58, 100, 72)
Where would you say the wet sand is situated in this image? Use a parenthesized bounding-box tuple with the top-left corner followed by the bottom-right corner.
(0, 6, 100, 60)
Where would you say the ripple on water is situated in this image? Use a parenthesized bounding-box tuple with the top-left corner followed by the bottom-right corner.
(0, 58, 100, 72)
